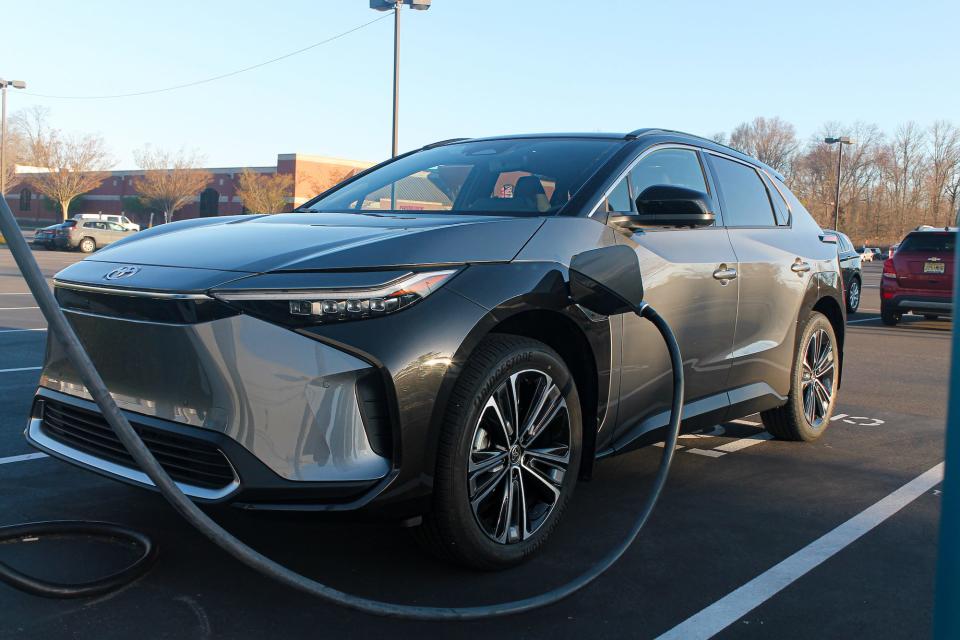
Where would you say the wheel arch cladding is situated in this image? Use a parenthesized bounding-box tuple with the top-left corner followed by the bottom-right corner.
(488, 309, 600, 480)
(812, 295, 845, 386)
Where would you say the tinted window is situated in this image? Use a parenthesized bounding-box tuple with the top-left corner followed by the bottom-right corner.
(629, 149, 708, 199)
(762, 174, 790, 225)
(711, 156, 776, 227)
(306, 138, 621, 217)
(898, 233, 956, 253)
(605, 177, 632, 212)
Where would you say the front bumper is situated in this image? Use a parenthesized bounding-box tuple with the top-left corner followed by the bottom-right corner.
(30, 302, 394, 508)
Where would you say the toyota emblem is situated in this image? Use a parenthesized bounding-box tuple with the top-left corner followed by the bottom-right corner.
(104, 266, 141, 281)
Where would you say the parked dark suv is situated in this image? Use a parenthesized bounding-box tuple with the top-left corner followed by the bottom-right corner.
(881, 228, 956, 324)
(26, 130, 845, 568)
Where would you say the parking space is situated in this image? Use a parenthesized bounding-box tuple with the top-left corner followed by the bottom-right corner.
(0, 253, 947, 639)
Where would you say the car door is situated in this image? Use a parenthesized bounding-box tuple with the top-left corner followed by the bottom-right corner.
(610, 146, 740, 443)
(838, 233, 861, 290)
(706, 152, 811, 407)
(103, 221, 128, 246)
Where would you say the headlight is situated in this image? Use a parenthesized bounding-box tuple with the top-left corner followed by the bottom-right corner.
(211, 269, 458, 325)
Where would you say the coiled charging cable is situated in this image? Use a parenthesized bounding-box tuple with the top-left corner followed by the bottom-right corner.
(0, 197, 683, 619)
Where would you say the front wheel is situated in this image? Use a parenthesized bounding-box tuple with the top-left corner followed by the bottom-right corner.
(78, 237, 96, 253)
(415, 334, 582, 570)
(761, 312, 838, 441)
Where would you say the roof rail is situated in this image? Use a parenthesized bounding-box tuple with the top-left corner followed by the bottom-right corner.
(624, 128, 784, 180)
(421, 137, 471, 150)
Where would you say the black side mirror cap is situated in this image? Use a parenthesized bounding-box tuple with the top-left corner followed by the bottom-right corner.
(610, 185, 716, 231)
(569, 245, 644, 316)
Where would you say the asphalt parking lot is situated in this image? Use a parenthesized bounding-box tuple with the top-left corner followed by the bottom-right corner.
(0, 247, 948, 639)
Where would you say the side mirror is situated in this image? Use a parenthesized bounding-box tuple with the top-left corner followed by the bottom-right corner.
(609, 185, 715, 231)
(569, 245, 644, 316)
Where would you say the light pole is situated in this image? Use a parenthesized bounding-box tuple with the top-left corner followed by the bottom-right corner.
(1, 78, 27, 198)
(824, 136, 854, 231)
(370, 0, 431, 157)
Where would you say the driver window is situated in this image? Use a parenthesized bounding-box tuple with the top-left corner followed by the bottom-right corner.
(629, 149, 708, 201)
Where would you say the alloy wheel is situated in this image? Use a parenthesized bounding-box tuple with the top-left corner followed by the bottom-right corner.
(800, 329, 834, 428)
(847, 280, 860, 310)
(467, 369, 571, 545)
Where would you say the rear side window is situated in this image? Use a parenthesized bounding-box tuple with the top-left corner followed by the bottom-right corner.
(711, 156, 776, 227)
(898, 233, 956, 253)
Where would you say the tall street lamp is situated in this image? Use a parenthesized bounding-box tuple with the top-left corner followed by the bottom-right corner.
(1, 78, 27, 198)
(824, 136, 854, 231)
(370, 0, 431, 157)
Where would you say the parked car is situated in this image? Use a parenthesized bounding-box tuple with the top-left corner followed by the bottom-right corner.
(858, 247, 880, 263)
(73, 213, 140, 232)
(54, 219, 134, 253)
(888, 243, 899, 258)
(881, 228, 956, 324)
(32, 223, 64, 249)
(28, 130, 845, 568)
(822, 229, 862, 313)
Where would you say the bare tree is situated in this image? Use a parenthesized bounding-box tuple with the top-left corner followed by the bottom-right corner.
(133, 147, 212, 224)
(14, 107, 112, 221)
(928, 120, 960, 226)
(1, 125, 26, 195)
(728, 116, 798, 175)
(235, 169, 293, 213)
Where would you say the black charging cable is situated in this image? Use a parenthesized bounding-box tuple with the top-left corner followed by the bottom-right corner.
(0, 198, 683, 619)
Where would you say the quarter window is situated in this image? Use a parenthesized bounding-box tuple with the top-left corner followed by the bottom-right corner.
(762, 174, 791, 226)
(710, 156, 776, 227)
(605, 177, 632, 213)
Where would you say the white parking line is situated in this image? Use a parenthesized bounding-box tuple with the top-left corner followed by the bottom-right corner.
(713, 433, 773, 453)
(0, 328, 46, 334)
(728, 418, 760, 427)
(0, 306, 40, 310)
(848, 317, 882, 324)
(0, 452, 48, 465)
(656, 462, 944, 640)
(686, 448, 726, 458)
(0, 366, 42, 374)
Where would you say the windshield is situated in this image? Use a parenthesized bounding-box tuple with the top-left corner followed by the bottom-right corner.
(305, 138, 622, 216)
(898, 233, 956, 253)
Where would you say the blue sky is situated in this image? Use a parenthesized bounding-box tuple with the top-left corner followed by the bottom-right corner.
(2, 0, 955, 168)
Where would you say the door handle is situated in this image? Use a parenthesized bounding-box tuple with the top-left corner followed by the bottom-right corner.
(791, 261, 811, 274)
(713, 266, 738, 281)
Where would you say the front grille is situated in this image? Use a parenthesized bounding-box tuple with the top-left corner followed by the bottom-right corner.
(39, 399, 236, 490)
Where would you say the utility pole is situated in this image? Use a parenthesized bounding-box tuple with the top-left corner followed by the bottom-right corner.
(0, 78, 27, 198)
(824, 136, 854, 231)
(370, 1, 431, 158)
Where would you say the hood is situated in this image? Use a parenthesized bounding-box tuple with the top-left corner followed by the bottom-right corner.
(54, 212, 544, 289)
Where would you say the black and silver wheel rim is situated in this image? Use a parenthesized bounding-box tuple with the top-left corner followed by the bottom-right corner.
(848, 280, 860, 310)
(801, 329, 834, 429)
(467, 369, 571, 545)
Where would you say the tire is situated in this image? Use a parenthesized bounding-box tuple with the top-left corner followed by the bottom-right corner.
(415, 334, 582, 570)
(845, 277, 861, 314)
(761, 312, 838, 442)
(924, 314, 939, 320)
(79, 237, 96, 253)
(881, 305, 900, 326)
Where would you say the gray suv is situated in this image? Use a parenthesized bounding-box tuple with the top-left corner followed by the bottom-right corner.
(27, 130, 844, 569)
(54, 219, 134, 252)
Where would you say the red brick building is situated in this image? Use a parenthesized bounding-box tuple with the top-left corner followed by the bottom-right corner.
(6, 153, 372, 226)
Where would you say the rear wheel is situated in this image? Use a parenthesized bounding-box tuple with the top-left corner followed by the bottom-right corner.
(845, 277, 861, 313)
(78, 237, 96, 253)
(761, 312, 838, 442)
(415, 334, 582, 570)
(881, 305, 900, 326)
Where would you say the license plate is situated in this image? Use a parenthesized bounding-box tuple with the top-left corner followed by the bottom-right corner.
(924, 261, 946, 274)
